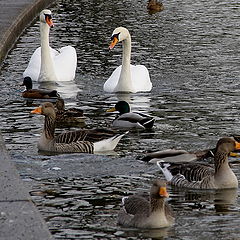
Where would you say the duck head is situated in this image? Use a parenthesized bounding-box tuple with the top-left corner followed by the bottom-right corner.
(107, 101, 130, 114)
(22, 77, 33, 90)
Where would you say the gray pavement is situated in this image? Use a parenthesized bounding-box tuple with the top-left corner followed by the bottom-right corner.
(0, 0, 54, 63)
(0, 0, 55, 239)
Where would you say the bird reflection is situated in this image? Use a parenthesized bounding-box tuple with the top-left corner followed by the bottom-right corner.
(172, 188, 238, 213)
(115, 93, 152, 111)
(38, 80, 80, 99)
(214, 188, 238, 213)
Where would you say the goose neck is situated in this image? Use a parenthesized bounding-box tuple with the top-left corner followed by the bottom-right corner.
(44, 115, 55, 140)
(214, 152, 229, 173)
(150, 197, 165, 212)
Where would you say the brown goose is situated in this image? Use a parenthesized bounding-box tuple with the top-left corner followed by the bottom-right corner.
(31, 102, 127, 153)
(117, 179, 174, 228)
(157, 137, 240, 189)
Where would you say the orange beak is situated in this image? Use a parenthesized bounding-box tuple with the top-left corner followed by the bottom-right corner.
(235, 141, 240, 150)
(46, 16, 54, 28)
(31, 106, 42, 114)
(159, 187, 169, 198)
(109, 36, 118, 50)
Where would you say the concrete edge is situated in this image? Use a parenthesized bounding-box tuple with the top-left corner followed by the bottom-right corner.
(0, 1, 56, 239)
(0, 0, 55, 64)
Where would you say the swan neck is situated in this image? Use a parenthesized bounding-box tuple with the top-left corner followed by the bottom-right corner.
(115, 35, 134, 92)
(39, 22, 57, 81)
(122, 36, 131, 67)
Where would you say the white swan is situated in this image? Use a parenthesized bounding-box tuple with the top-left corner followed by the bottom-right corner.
(23, 9, 77, 82)
(104, 27, 152, 93)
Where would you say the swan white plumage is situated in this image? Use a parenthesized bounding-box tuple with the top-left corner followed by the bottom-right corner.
(104, 27, 152, 93)
(23, 9, 77, 82)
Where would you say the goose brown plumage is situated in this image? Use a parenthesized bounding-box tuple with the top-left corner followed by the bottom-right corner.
(31, 102, 127, 153)
(118, 179, 174, 228)
(157, 137, 240, 189)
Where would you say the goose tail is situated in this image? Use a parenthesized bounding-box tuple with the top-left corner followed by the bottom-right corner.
(156, 161, 173, 182)
(93, 131, 128, 152)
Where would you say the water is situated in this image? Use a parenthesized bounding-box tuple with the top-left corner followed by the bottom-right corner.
(1, 0, 240, 239)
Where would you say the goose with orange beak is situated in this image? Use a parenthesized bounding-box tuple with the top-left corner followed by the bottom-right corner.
(157, 137, 240, 189)
(117, 179, 174, 228)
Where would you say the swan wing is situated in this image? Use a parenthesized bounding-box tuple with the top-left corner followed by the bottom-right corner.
(104, 66, 122, 92)
(23, 47, 41, 81)
(23, 47, 60, 81)
(53, 46, 77, 81)
(130, 65, 152, 92)
(104, 65, 152, 93)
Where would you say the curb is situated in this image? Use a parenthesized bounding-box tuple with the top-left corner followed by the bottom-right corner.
(0, 0, 55, 64)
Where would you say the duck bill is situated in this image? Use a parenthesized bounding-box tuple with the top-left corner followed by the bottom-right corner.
(109, 37, 118, 50)
(31, 106, 42, 114)
(46, 16, 54, 28)
(235, 141, 240, 150)
(159, 187, 169, 198)
(106, 107, 116, 112)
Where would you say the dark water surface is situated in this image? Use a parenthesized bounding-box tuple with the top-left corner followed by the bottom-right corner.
(1, 0, 240, 239)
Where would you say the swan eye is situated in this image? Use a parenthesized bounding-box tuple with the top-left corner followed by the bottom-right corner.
(111, 32, 120, 41)
(44, 14, 52, 20)
(44, 14, 54, 27)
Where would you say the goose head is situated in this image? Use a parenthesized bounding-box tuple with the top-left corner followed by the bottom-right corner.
(107, 101, 130, 114)
(40, 9, 54, 28)
(215, 137, 240, 154)
(109, 27, 130, 49)
(21, 77, 33, 90)
(31, 102, 56, 118)
(150, 179, 169, 199)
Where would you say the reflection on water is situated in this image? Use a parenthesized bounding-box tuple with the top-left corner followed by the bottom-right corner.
(1, 0, 240, 239)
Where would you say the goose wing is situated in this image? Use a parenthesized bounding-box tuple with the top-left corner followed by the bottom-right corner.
(159, 161, 214, 182)
(54, 129, 118, 144)
(122, 195, 150, 216)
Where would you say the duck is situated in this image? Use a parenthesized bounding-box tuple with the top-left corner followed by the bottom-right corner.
(104, 27, 152, 93)
(55, 97, 85, 126)
(141, 148, 214, 163)
(157, 137, 240, 189)
(117, 179, 174, 228)
(30, 102, 127, 153)
(21, 76, 59, 99)
(23, 9, 77, 82)
(106, 101, 155, 129)
(147, 0, 164, 13)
